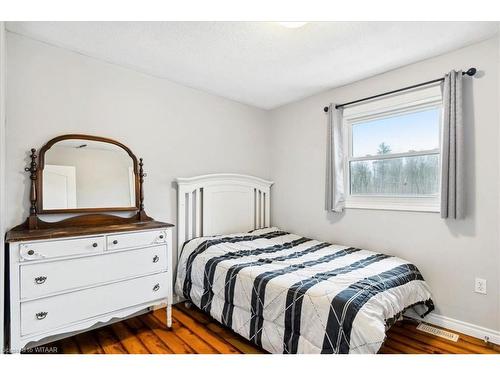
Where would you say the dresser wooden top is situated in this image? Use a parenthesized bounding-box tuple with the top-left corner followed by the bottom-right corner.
(6, 220, 174, 243)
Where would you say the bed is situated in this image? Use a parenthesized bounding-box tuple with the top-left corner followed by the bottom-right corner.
(174, 174, 434, 354)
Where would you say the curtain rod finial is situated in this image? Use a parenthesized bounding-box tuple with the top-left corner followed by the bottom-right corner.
(465, 68, 477, 76)
(323, 106, 329, 113)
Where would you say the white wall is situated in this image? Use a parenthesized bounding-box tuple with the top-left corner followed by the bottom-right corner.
(0, 21, 6, 354)
(5, 32, 271, 260)
(497, 26, 500, 334)
(269, 37, 500, 331)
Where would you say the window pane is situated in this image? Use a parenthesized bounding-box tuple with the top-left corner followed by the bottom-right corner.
(352, 107, 440, 157)
(350, 154, 439, 196)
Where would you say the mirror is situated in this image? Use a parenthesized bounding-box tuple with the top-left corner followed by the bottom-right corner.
(39, 136, 138, 212)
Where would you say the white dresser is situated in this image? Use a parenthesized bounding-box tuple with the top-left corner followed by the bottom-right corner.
(6, 223, 173, 353)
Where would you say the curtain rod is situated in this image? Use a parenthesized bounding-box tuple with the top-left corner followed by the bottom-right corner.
(323, 67, 477, 113)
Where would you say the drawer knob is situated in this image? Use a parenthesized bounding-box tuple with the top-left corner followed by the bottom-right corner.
(159, 234, 164, 239)
(153, 255, 160, 263)
(92, 242, 98, 248)
(35, 276, 47, 284)
(36, 312, 48, 320)
(112, 240, 118, 245)
(153, 283, 160, 292)
(27, 249, 35, 256)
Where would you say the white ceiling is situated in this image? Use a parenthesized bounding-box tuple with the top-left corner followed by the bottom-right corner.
(6, 22, 499, 109)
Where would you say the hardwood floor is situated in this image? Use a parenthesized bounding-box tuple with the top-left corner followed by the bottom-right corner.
(379, 320, 500, 354)
(32, 304, 500, 354)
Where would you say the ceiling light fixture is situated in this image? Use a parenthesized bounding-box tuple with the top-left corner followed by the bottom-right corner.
(276, 22, 308, 29)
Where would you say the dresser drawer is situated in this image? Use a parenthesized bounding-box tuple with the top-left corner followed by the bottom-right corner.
(106, 229, 167, 251)
(21, 272, 168, 336)
(19, 236, 104, 261)
(20, 245, 167, 300)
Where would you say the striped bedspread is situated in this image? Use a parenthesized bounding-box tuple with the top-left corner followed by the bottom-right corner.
(175, 227, 433, 354)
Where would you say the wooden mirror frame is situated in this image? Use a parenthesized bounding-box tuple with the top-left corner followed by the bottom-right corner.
(36, 134, 140, 214)
(23, 134, 152, 230)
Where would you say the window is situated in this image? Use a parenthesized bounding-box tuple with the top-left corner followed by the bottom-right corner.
(343, 85, 442, 212)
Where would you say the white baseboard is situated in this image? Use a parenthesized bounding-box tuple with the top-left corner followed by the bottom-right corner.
(405, 311, 500, 345)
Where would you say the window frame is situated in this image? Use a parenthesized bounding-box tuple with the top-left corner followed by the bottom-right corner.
(342, 84, 443, 212)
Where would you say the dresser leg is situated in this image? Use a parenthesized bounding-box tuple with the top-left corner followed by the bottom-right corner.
(8, 338, 22, 354)
(166, 304, 172, 329)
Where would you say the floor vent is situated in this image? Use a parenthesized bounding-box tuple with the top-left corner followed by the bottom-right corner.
(416, 323, 459, 342)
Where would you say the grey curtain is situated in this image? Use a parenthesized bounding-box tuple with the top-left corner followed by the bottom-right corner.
(325, 104, 345, 212)
(441, 70, 464, 219)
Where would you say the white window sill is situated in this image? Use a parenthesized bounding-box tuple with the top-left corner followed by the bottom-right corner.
(345, 197, 440, 213)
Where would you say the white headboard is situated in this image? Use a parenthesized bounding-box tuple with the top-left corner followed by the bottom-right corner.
(175, 174, 273, 254)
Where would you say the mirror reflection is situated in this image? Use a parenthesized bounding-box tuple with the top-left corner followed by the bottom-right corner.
(42, 139, 136, 210)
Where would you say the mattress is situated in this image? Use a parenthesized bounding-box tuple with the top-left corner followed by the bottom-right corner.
(175, 227, 434, 354)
